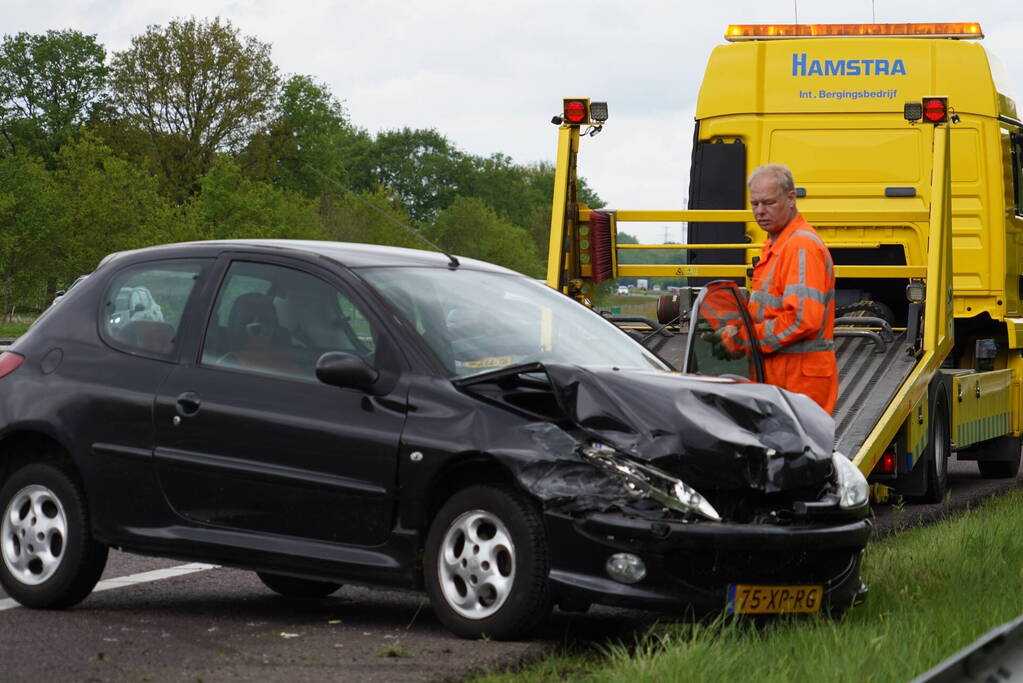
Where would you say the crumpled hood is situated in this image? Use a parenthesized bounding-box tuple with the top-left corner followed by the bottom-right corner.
(542, 364, 835, 493)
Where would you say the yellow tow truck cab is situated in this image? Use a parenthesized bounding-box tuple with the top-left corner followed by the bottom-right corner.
(547, 22, 1023, 502)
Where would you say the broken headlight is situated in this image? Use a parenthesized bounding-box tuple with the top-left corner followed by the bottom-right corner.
(580, 443, 721, 521)
(832, 452, 869, 509)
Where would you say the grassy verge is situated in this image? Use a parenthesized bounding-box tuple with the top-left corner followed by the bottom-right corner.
(477, 490, 1023, 682)
(0, 319, 33, 337)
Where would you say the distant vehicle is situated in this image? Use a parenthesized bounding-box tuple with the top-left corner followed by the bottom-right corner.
(636, 278, 648, 290)
(0, 240, 869, 638)
(616, 285, 629, 295)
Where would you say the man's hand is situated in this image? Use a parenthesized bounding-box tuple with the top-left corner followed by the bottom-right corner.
(696, 321, 744, 361)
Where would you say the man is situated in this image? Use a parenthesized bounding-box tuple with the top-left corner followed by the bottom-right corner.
(718, 164, 837, 413)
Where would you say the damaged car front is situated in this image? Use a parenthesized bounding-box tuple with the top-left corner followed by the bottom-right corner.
(357, 262, 869, 638)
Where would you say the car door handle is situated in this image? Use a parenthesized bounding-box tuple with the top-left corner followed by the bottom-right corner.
(176, 392, 201, 417)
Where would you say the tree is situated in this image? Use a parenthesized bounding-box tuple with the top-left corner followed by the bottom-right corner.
(241, 74, 374, 198)
(319, 189, 423, 250)
(0, 153, 62, 312)
(185, 155, 323, 241)
(109, 17, 279, 200)
(369, 128, 469, 223)
(51, 133, 178, 286)
(426, 197, 541, 276)
(0, 30, 107, 160)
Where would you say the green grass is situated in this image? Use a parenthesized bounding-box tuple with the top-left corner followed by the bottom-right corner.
(596, 295, 658, 319)
(0, 318, 33, 337)
(477, 490, 1023, 682)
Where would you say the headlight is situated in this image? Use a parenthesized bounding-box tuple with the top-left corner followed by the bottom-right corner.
(581, 443, 721, 521)
(832, 452, 869, 509)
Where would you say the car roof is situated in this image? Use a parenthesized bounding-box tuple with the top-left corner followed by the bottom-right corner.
(100, 239, 518, 274)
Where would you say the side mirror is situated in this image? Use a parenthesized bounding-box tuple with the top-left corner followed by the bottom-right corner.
(315, 351, 379, 390)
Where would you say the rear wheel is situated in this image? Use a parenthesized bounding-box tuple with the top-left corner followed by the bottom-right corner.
(0, 463, 107, 608)
(256, 572, 342, 598)
(918, 399, 950, 504)
(424, 485, 551, 640)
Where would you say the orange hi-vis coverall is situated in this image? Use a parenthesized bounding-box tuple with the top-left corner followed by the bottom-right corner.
(722, 213, 837, 413)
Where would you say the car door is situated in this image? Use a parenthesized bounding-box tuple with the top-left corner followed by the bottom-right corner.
(682, 280, 765, 381)
(153, 257, 408, 547)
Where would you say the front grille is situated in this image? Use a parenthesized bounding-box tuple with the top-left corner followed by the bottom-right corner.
(665, 547, 857, 590)
(699, 487, 826, 523)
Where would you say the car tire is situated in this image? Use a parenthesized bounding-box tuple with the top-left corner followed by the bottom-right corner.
(256, 571, 342, 598)
(918, 397, 950, 504)
(424, 484, 552, 640)
(976, 436, 1022, 479)
(0, 463, 108, 608)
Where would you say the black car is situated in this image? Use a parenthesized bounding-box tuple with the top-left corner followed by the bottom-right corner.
(0, 240, 870, 639)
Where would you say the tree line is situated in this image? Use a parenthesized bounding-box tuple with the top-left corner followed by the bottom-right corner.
(0, 18, 605, 314)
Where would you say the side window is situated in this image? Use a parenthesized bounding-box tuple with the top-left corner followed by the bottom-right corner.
(201, 261, 377, 380)
(101, 260, 207, 357)
(683, 281, 764, 382)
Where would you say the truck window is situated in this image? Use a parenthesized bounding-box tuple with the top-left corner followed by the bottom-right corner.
(1012, 131, 1023, 217)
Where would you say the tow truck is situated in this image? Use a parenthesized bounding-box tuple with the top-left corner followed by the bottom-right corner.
(546, 22, 1023, 502)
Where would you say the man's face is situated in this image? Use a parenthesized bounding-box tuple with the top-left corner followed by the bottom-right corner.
(750, 175, 797, 235)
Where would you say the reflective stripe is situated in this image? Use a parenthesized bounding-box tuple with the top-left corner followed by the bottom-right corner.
(750, 290, 782, 307)
(702, 300, 743, 324)
(781, 283, 831, 304)
(762, 298, 806, 350)
(776, 339, 835, 353)
(793, 229, 826, 249)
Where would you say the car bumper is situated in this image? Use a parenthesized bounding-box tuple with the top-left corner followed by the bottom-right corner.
(544, 510, 870, 614)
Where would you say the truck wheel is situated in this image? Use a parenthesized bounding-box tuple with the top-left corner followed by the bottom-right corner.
(976, 436, 1022, 479)
(918, 399, 950, 504)
(256, 571, 342, 598)
(0, 463, 108, 608)
(424, 485, 551, 640)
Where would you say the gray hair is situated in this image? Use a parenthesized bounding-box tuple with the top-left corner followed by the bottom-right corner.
(748, 164, 795, 195)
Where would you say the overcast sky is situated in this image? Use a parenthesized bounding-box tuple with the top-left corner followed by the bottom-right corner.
(8, 1, 1023, 242)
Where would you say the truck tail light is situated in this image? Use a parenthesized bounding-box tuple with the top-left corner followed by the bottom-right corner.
(922, 97, 948, 123)
(0, 351, 24, 380)
(563, 99, 589, 125)
(880, 449, 896, 474)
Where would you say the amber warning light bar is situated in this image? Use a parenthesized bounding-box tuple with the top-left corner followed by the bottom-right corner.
(725, 22, 983, 41)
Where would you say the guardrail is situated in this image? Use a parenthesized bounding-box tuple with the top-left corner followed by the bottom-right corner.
(911, 613, 1023, 681)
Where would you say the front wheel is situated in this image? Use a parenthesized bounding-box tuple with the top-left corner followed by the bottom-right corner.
(0, 463, 108, 608)
(424, 485, 551, 640)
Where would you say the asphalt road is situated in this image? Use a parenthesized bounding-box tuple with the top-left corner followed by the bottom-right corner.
(0, 457, 1018, 683)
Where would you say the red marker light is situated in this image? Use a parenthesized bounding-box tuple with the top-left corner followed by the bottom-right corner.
(880, 450, 896, 473)
(0, 351, 24, 380)
(564, 99, 588, 124)
(922, 97, 948, 123)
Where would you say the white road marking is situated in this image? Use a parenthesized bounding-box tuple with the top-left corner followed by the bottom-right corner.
(0, 562, 218, 611)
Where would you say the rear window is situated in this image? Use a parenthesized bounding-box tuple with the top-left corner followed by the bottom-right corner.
(101, 260, 208, 358)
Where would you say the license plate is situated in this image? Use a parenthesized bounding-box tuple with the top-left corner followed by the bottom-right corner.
(726, 584, 823, 614)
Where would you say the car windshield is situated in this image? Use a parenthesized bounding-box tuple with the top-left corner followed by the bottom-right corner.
(359, 267, 667, 377)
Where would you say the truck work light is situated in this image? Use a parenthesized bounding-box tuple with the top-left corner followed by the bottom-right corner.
(589, 101, 609, 123)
